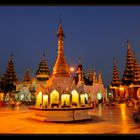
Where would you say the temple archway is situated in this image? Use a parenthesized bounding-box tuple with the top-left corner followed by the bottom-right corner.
(36, 91, 43, 107)
(50, 90, 59, 106)
(71, 89, 79, 106)
(43, 95, 48, 107)
(61, 94, 70, 107)
(80, 94, 85, 105)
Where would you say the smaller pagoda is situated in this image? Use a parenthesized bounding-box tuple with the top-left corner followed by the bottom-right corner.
(122, 40, 134, 85)
(74, 57, 85, 85)
(1, 54, 18, 93)
(36, 52, 50, 81)
(129, 52, 140, 98)
(110, 57, 121, 98)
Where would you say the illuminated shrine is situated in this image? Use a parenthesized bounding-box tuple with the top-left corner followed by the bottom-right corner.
(33, 20, 91, 108)
(29, 20, 92, 122)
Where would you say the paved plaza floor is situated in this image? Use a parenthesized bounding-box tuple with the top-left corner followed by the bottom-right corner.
(0, 103, 140, 135)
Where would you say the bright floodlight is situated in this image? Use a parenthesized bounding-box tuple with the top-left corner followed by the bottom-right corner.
(70, 67, 74, 72)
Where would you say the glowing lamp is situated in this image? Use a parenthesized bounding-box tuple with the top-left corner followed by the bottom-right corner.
(119, 87, 124, 91)
(70, 67, 74, 72)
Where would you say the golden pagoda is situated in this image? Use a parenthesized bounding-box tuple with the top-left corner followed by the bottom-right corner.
(52, 19, 70, 77)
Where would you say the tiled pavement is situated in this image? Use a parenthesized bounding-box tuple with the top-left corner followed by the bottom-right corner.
(0, 103, 139, 134)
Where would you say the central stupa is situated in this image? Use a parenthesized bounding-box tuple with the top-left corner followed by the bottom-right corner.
(46, 19, 73, 90)
(29, 20, 92, 122)
(52, 19, 70, 77)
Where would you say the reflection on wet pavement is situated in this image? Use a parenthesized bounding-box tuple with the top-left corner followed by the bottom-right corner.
(0, 103, 139, 134)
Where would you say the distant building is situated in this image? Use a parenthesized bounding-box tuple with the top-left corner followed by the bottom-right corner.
(15, 52, 51, 102)
(74, 58, 107, 104)
(110, 40, 140, 100)
(13, 20, 107, 106)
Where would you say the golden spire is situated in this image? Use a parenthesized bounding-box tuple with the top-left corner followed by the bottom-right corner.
(23, 64, 30, 82)
(52, 19, 70, 77)
(93, 68, 97, 83)
(98, 71, 103, 84)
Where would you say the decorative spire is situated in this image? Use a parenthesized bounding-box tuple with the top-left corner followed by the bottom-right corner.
(42, 51, 46, 62)
(23, 64, 30, 82)
(57, 18, 65, 39)
(127, 40, 131, 50)
(111, 57, 121, 87)
(36, 52, 50, 81)
(87, 68, 93, 81)
(78, 57, 82, 66)
(52, 19, 70, 77)
(98, 71, 103, 84)
(93, 68, 98, 83)
(122, 40, 134, 85)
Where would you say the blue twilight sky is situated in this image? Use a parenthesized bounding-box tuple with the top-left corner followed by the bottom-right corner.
(0, 6, 140, 87)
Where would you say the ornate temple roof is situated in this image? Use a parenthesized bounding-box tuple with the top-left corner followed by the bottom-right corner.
(110, 57, 121, 87)
(36, 52, 50, 81)
(122, 40, 134, 85)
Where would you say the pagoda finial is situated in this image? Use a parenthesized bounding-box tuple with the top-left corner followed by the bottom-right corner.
(52, 20, 70, 77)
(42, 51, 46, 62)
(60, 14, 62, 25)
(78, 57, 82, 65)
(10, 54, 13, 61)
(93, 68, 97, 83)
(26, 64, 29, 71)
(127, 40, 131, 49)
(57, 16, 65, 38)
(113, 56, 116, 65)
(98, 71, 103, 84)
(24, 64, 30, 82)
(10, 54, 13, 57)
(133, 52, 136, 60)
(43, 50, 45, 56)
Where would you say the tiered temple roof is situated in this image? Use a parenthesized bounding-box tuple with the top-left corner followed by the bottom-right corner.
(111, 57, 121, 87)
(36, 52, 50, 81)
(1, 54, 18, 92)
(122, 40, 134, 85)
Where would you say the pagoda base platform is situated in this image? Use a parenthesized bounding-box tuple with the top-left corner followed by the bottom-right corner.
(28, 107, 93, 122)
